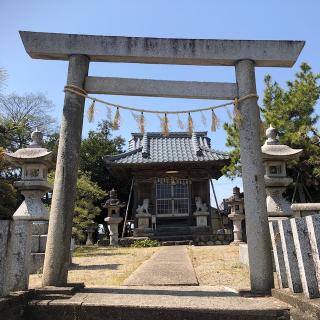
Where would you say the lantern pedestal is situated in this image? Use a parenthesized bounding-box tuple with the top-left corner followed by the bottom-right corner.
(228, 212, 245, 245)
(105, 217, 123, 246)
(86, 226, 96, 245)
(102, 189, 126, 246)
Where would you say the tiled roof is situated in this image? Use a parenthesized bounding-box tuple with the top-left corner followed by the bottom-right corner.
(105, 132, 229, 166)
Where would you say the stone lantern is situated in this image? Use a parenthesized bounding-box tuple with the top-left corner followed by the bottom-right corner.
(102, 189, 125, 246)
(261, 125, 302, 219)
(4, 129, 53, 289)
(226, 186, 245, 245)
(86, 224, 96, 245)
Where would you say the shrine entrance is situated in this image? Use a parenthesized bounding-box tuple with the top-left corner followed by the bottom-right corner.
(155, 178, 189, 218)
(19, 31, 304, 294)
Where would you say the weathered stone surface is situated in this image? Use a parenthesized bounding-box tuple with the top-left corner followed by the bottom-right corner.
(30, 224, 47, 274)
(32, 222, 48, 235)
(105, 217, 122, 246)
(272, 288, 320, 319)
(25, 286, 291, 320)
(269, 221, 288, 288)
(30, 253, 45, 274)
(278, 219, 302, 293)
(85, 76, 237, 100)
(306, 215, 320, 287)
(193, 211, 209, 227)
(39, 235, 47, 252)
(20, 31, 304, 67)
(262, 125, 302, 219)
(0, 220, 11, 297)
(13, 190, 49, 221)
(291, 217, 320, 298)
(235, 59, 273, 294)
(42, 54, 89, 287)
(239, 243, 249, 266)
(293, 203, 320, 218)
(31, 235, 40, 253)
(9, 220, 32, 291)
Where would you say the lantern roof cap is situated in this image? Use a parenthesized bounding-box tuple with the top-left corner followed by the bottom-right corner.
(4, 129, 53, 165)
(262, 125, 302, 160)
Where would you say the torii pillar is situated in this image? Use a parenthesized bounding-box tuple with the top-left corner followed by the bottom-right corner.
(235, 60, 273, 293)
(19, 31, 304, 293)
(42, 55, 89, 286)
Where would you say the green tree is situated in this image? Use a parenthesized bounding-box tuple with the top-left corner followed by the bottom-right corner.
(73, 172, 107, 243)
(0, 93, 57, 150)
(48, 171, 107, 243)
(223, 63, 320, 201)
(0, 147, 17, 219)
(0, 87, 58, 217)
(79, 120, 129, 198)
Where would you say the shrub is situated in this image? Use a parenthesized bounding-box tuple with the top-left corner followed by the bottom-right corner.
(131, 239, 160, 248)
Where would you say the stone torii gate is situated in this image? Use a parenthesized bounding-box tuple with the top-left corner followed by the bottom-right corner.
(19, 31, 304, 294)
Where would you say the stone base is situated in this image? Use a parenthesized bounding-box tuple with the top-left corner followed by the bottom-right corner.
(30, 222, 48, 274)
(230, 240, 245, 246)
(0, 220, 11, 297)
(97, 239, 110, 246)
(239, 243, 249, 266)
(190, 226, 211, 235)
(133, 228, 153, 237)
(193, 211, 209, 227)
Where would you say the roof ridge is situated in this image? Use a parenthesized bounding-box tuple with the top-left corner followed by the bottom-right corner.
(191, 132, 202, 156)
(142, 133, 149, 158)
(199, 145, 229, 156)
(104, 147, 142, 161)
(131, 131, 208, 137)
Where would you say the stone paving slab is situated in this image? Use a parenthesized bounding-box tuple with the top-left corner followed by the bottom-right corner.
(26, 286, 291, 320)
(123, 246, 198, 286)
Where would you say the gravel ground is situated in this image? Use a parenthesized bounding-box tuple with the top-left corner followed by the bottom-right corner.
(189, 245, 251, 290)
(29, 245, 250, 289)
(29, 246, 158, 288)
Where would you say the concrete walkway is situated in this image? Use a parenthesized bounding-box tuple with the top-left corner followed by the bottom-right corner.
(123, 246, 198, 286)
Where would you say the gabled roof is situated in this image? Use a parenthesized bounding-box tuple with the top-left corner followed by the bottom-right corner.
(105, 132, 229, 167)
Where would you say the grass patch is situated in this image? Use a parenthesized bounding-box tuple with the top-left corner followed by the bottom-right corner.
(29, 246, 158, 288)
(131, 239, 160, 248)
(188, 245, 250, 290)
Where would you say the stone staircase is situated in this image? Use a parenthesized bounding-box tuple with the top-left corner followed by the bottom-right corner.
(21, 286, 291, 320)
(150, 225, 194, 243)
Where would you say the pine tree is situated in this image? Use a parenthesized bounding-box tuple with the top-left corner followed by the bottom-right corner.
(222, 63, 320, 201)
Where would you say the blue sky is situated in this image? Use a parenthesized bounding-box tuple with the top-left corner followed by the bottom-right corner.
(1, 0, 319, 203)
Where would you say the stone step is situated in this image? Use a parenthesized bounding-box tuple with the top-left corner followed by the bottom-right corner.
(25, 286, 291, 320)
(272, 288, 320, 319)
(161, 240, 194, 246)
(151, 234, 194, 242)
(154, 226, 191, 235)
(25, 302, 290, 320)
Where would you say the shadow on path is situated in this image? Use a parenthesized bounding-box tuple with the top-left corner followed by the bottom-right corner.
(69, 263, 121, 270)
(80, 287, 238, 297)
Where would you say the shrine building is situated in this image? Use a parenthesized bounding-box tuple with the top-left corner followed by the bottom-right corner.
(105, 131, 229, 241)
